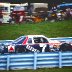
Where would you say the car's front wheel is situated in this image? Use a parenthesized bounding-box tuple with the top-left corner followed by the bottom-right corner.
(15, 46, 27, 53)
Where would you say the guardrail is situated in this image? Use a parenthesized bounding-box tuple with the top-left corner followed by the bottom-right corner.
(0, 52, 72, 70)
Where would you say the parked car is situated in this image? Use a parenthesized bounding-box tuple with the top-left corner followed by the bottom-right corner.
(0, 35, 72, 54)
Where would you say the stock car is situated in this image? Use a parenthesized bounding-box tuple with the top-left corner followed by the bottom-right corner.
(0, 35, 72, 54)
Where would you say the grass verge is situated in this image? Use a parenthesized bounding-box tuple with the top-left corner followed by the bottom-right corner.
(0, 20, 72, 40)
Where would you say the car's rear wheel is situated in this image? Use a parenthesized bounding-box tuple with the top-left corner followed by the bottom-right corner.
(59, 43, 72, 51)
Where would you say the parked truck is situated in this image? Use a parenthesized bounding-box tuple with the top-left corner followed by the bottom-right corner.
(0, 3, 10, 23)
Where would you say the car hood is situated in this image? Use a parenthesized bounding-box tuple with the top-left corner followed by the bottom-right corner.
(0, 40, 14, 46)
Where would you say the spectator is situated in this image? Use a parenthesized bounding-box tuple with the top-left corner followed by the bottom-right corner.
(0, 11, 3, 24)
(28, 5, 33, 16)
(70, 9, 72, 19)
(66, 8, 71, 20)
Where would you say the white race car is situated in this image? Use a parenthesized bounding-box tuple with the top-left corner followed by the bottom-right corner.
(0, 35, 72, 54)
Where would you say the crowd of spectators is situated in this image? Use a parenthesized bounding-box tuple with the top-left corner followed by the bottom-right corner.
(32, 8, 72, 22)
(25, 5, 72, 23)
(6, 6, 72, 24)
(9, 7, 72, 23)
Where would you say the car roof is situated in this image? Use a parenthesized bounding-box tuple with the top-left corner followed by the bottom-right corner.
(27, 35, 45, 38)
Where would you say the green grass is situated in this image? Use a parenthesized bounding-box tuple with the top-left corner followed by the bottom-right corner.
(0, 67, 72, 72)
(0, 20, 72, 71)
(0, 20, 72, 40)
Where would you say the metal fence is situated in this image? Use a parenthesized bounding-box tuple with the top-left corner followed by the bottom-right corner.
(0, 52, 72, 70)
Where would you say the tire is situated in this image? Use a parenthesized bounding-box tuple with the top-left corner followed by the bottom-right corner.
(59, 43, 72, 52)
(15, 46, 26, 53)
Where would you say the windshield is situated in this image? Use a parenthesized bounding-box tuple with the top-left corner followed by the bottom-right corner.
(13, 6, 25, 11)
(13, 36, 26, 44)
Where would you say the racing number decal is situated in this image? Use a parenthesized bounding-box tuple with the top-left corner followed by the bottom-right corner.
(39, 44, 47, 52)
(42, 44, 47, 52)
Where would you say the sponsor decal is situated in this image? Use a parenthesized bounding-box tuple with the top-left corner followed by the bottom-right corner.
(8, 45, 15, 52)
(26, 45, 40, 52)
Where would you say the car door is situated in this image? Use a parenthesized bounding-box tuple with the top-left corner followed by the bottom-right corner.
(26, 37, 40, 52)
(27, 37, 50, 52)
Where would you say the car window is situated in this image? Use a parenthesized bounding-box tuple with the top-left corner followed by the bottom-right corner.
(34, 37, 40, 43)
(14, 36, 26, 44)
(33, 37, 48, 43)
(0, 7, 8, 12)
(42, 37, 48, 43)
(28, 38, 32, 44)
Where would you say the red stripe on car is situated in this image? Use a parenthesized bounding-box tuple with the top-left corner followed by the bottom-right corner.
(22, 36, 28, 45)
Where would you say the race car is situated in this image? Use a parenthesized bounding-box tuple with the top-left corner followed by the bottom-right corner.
(0, 35, 72, 54)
